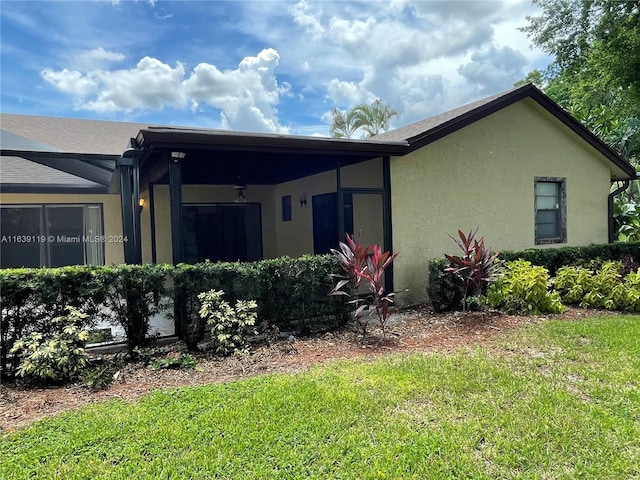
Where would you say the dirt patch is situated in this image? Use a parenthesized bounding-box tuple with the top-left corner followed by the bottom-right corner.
(0, 307, 609, 431)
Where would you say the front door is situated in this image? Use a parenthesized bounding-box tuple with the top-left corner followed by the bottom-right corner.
(312, 193, 353, 254)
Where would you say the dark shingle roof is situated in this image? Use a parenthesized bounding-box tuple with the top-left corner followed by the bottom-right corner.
(1, 113, 155, 155)
(373, 88, 514, 143)
(0, 156, 103, 190)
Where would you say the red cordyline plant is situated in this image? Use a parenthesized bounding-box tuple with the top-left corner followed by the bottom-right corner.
(444, 228, 500, 311)
(330, 233, 398, 337)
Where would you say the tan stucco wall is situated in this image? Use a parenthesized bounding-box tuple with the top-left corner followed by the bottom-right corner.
(272, 158, 384, 257)
(391, 98, 613, 305)
(145, 184, 277, 264)
(352, 193, 384, 246)
(0, 192, 125, 264)
(273, 170, 336, 257)
(341, 157, 383, 188)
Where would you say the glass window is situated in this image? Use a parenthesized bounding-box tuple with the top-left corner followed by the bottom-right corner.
(282, 195, 292, 222)
(534, 179, 566, 244)
(0, 204, 104, 268)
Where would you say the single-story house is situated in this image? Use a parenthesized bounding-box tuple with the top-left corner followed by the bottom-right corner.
(1, 83, 637, 305)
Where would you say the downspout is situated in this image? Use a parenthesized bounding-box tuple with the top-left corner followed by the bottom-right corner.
(608, 179, 630, 243)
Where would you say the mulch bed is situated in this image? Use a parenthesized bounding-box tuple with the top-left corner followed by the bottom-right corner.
(0, 306, 608, 431)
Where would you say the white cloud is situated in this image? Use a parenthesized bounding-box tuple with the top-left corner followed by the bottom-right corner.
(458, 45, 528, 95)
(289, 0, 325, 38)
(74, 47, 125, 70)
(40, 68, 99, 98)
(41, 48, 289, 133)
(326, 79, 372, 105)
(281, 0, 545, 126)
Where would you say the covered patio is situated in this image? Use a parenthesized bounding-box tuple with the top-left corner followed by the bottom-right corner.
(118, 128, 409, 291)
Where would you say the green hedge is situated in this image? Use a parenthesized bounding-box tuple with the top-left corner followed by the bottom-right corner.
(0, 266, 109, 381)
(0, 264, 170, 380)
(1, 256, 349, 378)
(173, 255, 349, 350)
(499, 242, 640, 276)
(428, 242, 640, 312)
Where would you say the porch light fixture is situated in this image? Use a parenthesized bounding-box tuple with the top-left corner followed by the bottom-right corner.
(299, 194, 307, 207)
(138, 198, 145, 210)
(234, 184, 248, 203)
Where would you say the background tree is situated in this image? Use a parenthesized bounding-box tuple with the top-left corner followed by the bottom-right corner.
(329, 108, 361, 139)
(520, 0, 639, 149)
(520, 0, 640, 240)
(351, 99, 399, 138)
(330, 99, 399, 139)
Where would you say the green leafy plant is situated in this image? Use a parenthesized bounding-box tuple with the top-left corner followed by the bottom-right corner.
(9, 307, 90, 383)
(622, 271, 640, 311)
(330, 234, 398, 337)
(132, 346, 154, 365)
(150, 353, 197, 371)
(487, 260, 564, 315)
(82, 354, 126, 391)
(614, 200, 640, 242)
(554, 261, 638, 311)
(444, 229, 500, 311)
(198, 290, 258, 355)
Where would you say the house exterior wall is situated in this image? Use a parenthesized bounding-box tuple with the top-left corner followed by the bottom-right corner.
(273, 170, 336, 258)
(390, 98, 613, 305)
(272, 158, 384, 257)
(0, 192, 125, 265)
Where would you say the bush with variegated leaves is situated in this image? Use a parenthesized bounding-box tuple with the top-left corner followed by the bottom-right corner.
(198, 290, 258, 355)
(9, 307, 89, 383)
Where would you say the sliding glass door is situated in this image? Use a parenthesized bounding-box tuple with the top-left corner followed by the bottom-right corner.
(182, 203, 262, 263)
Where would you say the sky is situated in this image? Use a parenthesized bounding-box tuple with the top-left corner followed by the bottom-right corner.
(0, 0, 551, 137)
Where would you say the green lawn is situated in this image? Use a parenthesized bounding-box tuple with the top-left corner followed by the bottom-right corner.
(2, 315, 639, 479)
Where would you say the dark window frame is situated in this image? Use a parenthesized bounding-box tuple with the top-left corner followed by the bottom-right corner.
(0, 203, 105, 267)
(534, 177, 567, 245)
(281, 195, 292, 222)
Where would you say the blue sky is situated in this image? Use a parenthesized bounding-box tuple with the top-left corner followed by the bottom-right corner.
(1, 0, 550, 136)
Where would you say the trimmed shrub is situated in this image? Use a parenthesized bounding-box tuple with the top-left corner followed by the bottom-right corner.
(427, 258, 465, 312)
(101, 264, 171, 354)
(487, 260, 564, 314)
(0, 266, 106, 381)
(500, 242, 640, 276)
(173, 255, 349, 350)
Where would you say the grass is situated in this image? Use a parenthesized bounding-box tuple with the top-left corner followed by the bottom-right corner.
(2, 314, 639, 479)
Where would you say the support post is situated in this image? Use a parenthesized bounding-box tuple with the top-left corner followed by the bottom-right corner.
(169, 152, 184, 265)
(149, 183, 157, 264)
(336, 160, 344, 243)
(382, 156, 394, 293)
(118, 157, 136, 264)
(132, 154, 142, 264)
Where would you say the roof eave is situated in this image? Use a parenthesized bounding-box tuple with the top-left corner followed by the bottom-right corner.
(135, 129, 409, 156)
